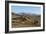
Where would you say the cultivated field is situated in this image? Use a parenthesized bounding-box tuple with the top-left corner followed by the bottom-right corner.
(12, 12, 41, 28)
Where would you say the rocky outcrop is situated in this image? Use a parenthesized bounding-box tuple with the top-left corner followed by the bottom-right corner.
(12, 12, 41, 28)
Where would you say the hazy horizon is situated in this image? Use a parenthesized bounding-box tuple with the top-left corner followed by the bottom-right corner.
(11, 6, 41, 15)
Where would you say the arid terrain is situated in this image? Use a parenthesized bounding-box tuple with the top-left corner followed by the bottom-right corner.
(12, 12, 41, 28)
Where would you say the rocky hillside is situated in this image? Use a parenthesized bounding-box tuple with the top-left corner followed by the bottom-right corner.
(12, 12, 41, 28)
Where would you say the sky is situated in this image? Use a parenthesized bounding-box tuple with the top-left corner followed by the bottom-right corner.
(11, 6, 41, 15)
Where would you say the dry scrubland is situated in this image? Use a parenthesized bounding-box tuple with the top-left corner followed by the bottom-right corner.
(12, 12, 41, 28)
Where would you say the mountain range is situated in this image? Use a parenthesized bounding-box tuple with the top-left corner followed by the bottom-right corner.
(12, 12, 40, 16)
